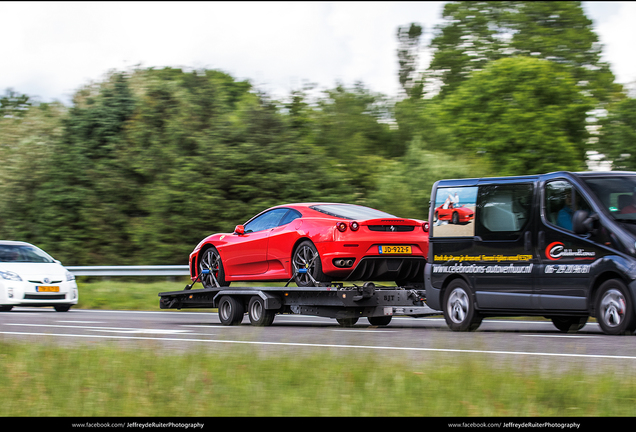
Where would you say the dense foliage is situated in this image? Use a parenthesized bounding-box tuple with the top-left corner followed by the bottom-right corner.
(0, 1, 632, 265)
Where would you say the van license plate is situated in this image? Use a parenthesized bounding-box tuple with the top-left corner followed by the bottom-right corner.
(379, 246, 411, 254)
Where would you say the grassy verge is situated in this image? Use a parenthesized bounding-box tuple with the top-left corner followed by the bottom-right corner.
(1, 340, 635, 417)
(75, 278, 198, 311)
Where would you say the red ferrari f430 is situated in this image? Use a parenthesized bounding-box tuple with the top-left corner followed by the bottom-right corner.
(189, 203, 429, 288)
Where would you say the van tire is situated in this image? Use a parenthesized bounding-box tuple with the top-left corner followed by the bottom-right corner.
(595, 279, 636, 335)
(550, 316, 588, 333)
(443, 279, 482, 332)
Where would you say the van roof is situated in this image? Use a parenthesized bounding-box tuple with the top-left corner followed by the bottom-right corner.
(434, 170, 636, 186)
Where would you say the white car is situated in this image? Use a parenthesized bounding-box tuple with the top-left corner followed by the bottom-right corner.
(0, 240, 78, 312)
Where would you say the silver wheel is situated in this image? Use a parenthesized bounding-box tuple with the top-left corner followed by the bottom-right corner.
(599, 288, 627, 328)
(596, 279, 636, 335)
(199, 247, 227, 288)
(248, 296, 275, 326)
(292, 241, 327, 287)
(217, 296, 243, 326)
(447, 288, 469, 324)
(442, 279, 482, 332)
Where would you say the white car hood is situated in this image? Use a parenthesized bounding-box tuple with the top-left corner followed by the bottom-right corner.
(0, 262, 68, 281)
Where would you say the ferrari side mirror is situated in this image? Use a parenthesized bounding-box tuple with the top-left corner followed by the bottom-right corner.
(234, 225, 245, 235)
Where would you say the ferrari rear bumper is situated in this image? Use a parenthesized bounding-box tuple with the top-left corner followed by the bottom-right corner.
(343, 256, 426, 282)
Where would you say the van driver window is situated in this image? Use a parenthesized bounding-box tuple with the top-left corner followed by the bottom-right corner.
(544, 180, 591, 232)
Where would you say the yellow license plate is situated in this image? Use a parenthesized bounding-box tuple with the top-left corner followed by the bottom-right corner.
(379, 245, 412, 254)
(37, 286, 59, 293)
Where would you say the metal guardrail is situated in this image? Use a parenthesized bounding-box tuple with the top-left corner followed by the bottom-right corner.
(65, 265, 190, 277)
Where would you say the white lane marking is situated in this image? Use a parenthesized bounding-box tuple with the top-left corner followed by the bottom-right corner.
(523, 334, 604, 339)
(56, 321, 104, 324)
(4, 323, 193, 334)
(332, 329, 397, 333)
(1, 331, 635, 361)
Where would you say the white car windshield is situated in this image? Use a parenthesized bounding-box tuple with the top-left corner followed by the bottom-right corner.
(0, 244, 56, 263)
(310, 204, 395, 220)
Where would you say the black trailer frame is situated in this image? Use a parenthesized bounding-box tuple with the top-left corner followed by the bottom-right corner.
(158, 281, 441, 326)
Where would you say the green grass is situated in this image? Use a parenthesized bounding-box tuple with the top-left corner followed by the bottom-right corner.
(9, 280, 621, 417)
(1, 340, 636, 417)
(75, 278, 193, 311)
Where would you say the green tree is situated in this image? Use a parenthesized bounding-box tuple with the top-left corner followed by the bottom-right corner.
(595, 97, 636, 170)
(0, 101, 66, 246)
(428, 1, 620, 102)
(439, 56, 593, 176)
(0, 88, 31, 118)
(397, 23, 424, 99)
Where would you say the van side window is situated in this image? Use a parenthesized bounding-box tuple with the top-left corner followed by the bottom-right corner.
(476, 184, 533, 240)
(544, 180, 591, 232)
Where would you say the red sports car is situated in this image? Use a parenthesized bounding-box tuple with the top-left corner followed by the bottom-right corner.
(434, 202, 474, 225)
(189, 203, 429, 288)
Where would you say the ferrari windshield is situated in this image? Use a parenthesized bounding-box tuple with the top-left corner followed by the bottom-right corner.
(0, 244, 56, 263)
(582, 175, 636, 222)
(310, 204, 395, 220)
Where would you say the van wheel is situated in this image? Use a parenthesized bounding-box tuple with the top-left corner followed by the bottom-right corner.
(550, 316, 588, 333)
(443, 279, 482, 332)
(596, 279, 636, 335)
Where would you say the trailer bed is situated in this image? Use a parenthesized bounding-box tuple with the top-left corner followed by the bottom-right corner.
(159, 283, 441, 326)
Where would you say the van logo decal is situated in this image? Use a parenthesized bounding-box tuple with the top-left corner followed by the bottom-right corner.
(546, 242, 564, 261)
(546, 241, 595, 261)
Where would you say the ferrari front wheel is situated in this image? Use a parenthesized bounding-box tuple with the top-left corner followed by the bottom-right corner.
(292, 240, 329, 287)
(199, 247, 228, 289)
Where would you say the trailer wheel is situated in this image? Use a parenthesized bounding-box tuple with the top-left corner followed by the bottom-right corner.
(199, 247, 228, 288)
(248, 296, 275, 326)
(596, 279, 636, 335)
(368, 316, 392, 326)
(292, 240, 329, 287)
(443, 279, 482, 332)
(336, 317, 358, 327)
(218, 296, 244, 326)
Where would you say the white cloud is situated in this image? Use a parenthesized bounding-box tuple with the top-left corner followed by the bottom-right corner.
(1, 1, 632, 104)
(594, 2, 636, 85)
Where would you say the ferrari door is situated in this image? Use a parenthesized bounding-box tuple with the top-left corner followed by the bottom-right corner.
(222, 208, 289, 276)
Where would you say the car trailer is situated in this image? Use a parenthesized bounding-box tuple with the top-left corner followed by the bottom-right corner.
(159, 270, 440, 326)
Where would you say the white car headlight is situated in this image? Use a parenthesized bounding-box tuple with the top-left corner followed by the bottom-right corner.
(0, 271, 22, 281)
(65, 270, 76, 281)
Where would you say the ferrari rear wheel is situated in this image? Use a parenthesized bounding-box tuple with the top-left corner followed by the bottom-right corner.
(199, 247, 228, 289)
(292, 240, 329, 287)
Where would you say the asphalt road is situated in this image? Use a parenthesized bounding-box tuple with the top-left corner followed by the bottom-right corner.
(2, 307, 636, 373)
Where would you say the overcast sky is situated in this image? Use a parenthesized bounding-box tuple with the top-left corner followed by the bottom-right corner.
(1, 1, 635, 105)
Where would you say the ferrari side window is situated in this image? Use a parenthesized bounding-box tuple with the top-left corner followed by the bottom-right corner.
(244, 209, 289, 233)
(279, 209, 302, 226)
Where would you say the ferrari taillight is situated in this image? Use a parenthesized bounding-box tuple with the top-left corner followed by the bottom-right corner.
(350, 221, 359, 231)
(336, 222, 347, 232)
(423, 222, 429, 232)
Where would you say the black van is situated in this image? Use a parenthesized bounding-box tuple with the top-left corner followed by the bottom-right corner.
(425, 171, 636, 335)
